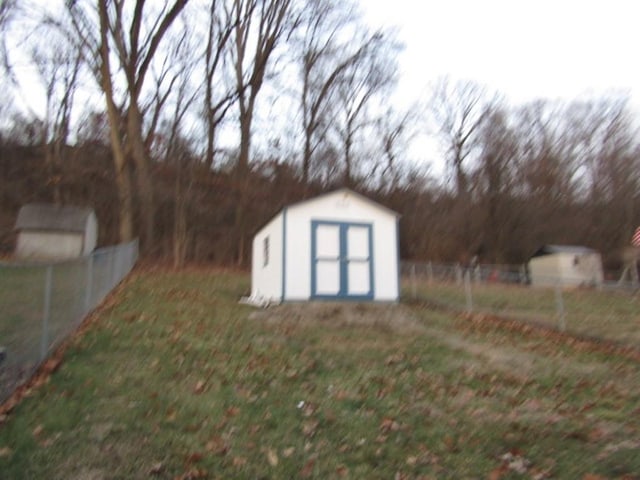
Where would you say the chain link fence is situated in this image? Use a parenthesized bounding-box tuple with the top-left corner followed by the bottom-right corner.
(402, 261, 640, 349)
(0, 240, 138, 404)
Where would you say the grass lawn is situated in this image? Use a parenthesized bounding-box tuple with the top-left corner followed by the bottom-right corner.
(1, 269, 639, 479)
(405, 279, 640, 348)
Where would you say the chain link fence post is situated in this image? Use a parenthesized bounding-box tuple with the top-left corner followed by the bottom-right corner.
(410, 263, 417, 299)
(40, 265, 53, 362)
(464, 269, 473, 313)
(84, 253, 94, 316)
(555, 282, 566, 331)
(1, 240, 138, 404)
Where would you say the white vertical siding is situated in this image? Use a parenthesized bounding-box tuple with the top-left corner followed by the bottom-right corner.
(250, 212, 283, 302)
(529, 252, 603, 287)
(16, 232, 83, 260)
(83, 212, 98, 255)
(283, 207, 312, 300)
(283, 190, 399, 301)
(529, 254, 560, 286)
(371, 215, 399, 301)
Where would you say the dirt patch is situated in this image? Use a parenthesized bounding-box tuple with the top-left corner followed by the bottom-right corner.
(248, 302, 425, 334)
(421, 325, 539, 378)
(422, 323, 609, 380)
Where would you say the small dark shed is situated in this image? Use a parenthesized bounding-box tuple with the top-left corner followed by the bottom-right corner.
(14, 204, 98, 260)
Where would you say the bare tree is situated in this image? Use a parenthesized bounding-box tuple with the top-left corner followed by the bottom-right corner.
(203, 0, 236, 169)
(296, 0, 372, 185)
(374, 105, 416, 192)
(152, 20, 200, 268)
(230, 0, 294, 176)
(30, 24, 83, 203)
(0, 0, 19, 79)
(568, 96, 640, 251)
(474, 106, 520, 261)
(229, 0, 296, 264)
(67, 0, 189, 251)
(428, 77, 492, 196)
(331, 30, 399, 187)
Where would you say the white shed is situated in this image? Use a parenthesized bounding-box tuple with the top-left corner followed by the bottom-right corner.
(14, 203, 98, 260)
(528, 245, 604, 287)
(250, 188, 400, 304)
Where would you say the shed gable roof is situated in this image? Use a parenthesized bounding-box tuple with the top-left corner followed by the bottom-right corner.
(286, 188, 400, 217)
(15, 203, 94, 233)
(531, 244, 598, 258)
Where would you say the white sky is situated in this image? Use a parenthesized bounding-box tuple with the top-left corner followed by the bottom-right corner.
(362, 0, 640, 107)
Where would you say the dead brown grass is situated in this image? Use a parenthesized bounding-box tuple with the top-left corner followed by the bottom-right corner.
(248, 302, 425, 334)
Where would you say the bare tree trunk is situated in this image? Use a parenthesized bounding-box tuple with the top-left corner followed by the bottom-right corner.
(99, 0, 133, 242)
(173, 162, 188, 268)
(230, 0, 294, 265)
(303, 128, 313, 184)
(205, 115, 216, 169)
(127, 101, 155, 253)
(343, 130, 352, 187)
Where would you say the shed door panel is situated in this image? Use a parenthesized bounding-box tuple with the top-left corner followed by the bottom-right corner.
(314, 224, 341, 295)
(311, 221, 373, 300)
(316, 225, 340, 258)
(346, 226, 371, 295)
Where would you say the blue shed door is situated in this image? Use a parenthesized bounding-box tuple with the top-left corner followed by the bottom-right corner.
(311, 221, 373, 300)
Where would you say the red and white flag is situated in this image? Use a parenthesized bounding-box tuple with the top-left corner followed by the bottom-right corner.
(632, 226, 640, 247)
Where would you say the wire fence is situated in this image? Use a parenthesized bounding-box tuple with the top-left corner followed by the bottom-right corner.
(402, 261, 640, 349)
(0, 240, 138, 404)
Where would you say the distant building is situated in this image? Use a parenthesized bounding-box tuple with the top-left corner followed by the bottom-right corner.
(528, 245, 603, 287)
(14, 204, 98, 260)
(250, 188, 400, 304)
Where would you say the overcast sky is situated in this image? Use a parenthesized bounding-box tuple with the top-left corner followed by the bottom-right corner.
(361, 0, 640, 108)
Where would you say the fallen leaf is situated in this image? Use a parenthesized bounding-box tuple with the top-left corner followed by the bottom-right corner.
(385, 353, 405, 365)
(43, 357, 62, 374)
(33, 425, 44, 438)
(302, 420, 319, 437)
(205, 436, 228, 456)
(0, 447, 12, 458)
(443, 435, 457, 452)
(148, 462, 164, 475)
(300, 459, 315, 477)
(282, 447, 295, 458)
(166, 408, 177, 422)
(266, 448, 278, 467)
(334, 389, 348, 400)
(583, 475, 607, 480)
(176, 468, 207, 480)
(336, 465, 348, 477)
(225, 406, 240, 417)
(588, 427, 606, 442)
(380, 417, 400, 432)
(186, 452, 203, 465)
(232, 456, 247, 467)
(488, 466, 506, 480)
(193, 380, 206, 394)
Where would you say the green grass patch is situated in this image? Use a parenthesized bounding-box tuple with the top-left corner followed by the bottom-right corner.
(1, 270, 639, 479)
(405, 279, 640, 347)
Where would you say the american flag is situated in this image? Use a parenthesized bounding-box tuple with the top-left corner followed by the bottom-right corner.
(633, 226, 640, 247)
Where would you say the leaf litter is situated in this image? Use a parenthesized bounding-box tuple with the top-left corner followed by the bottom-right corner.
(2, 271, 639, 479)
